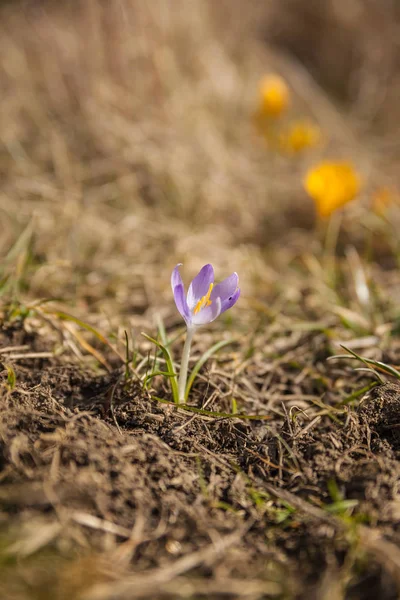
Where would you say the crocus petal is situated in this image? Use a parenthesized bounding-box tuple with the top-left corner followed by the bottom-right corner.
(192, 296, 221, 326)
(220, 287, 240, 314)
(173, 283, 192, 326)
(171, 263, 184, 293)
(187, 264, 214, 310)
(211, 272, 240, 313)
(210, 272, 238, 304)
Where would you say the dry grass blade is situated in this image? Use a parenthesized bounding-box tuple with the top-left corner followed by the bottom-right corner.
(84, 577, 283, 600)
(83, 523, 254, 600)
(72, 512, 132, 538)
(7, 520, 62, 557)
(40, 307, 124, 364)
(62, 321, 111, 371)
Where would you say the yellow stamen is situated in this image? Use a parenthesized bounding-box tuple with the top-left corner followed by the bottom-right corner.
(193, 283, 213, 315)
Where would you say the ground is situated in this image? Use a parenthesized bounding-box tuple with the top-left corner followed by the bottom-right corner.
(1, 1, 400, 599)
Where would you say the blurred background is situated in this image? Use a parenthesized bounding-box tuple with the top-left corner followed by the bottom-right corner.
(1, 0, 400, 321)
(3, 3, 400, 598)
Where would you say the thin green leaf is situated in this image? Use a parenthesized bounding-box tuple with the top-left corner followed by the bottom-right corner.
(338, 382, 378, 406)
(27, 297, 65, 308)
(353, 367, 381, 377)
(231, 397, 238, 414)
(327, 478, 342, 503)
(185, 339, 234, 400)
(141, 333, 179, 403)
(124, 330, 130, 381)
(156, 315, 169, 347)
(5, 364, 16, 390)
(143, 370, 177, 389)
(325, 500, 359, 514)
(151, 396, 271, 420)
(212, 501, 240, 514)
(335, 345, 400, 381)
(45, 310, 109, 345)
(3, 220, 34, 265)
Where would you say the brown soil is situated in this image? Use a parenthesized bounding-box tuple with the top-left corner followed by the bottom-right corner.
(1, 317, 400, 600)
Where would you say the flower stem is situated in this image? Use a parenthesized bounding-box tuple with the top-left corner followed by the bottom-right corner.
(178, 328, 194, 403)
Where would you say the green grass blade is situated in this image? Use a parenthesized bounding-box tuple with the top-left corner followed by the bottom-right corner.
(231, 397, 238, 414)
(151, 396, 271, 420)
(338, 382, 378, 406)
(156, 315, 169, 347)
(141, 333, 179, 403)
(185, 339, 234, 400)
(325, 500, 359, 514)
(335, 345, 400, 381)
(5, 364, 16, 390)
(44, 310, 109, 345)
(3, 220, 34, 265)
(124, 330, 130, 381)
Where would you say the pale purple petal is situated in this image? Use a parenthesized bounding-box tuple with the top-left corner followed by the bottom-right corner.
(192, 296, 221, 326)
(210, 272, 240, 314)
(173, 283, 192, 326)
(220, 287, 240, 314)
(210, 272, 238, 304)
(171, 263, 184, 293)
(187, 264, 214, 310)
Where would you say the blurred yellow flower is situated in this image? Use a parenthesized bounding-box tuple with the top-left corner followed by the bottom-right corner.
(279, 119, 322, 154)
(258, 74, 289, 118)
(304, 161, 361, 218)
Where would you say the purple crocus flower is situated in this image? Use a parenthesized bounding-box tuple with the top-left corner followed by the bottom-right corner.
(171, 263, 240, 402)
(171, 263, 240, 329)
